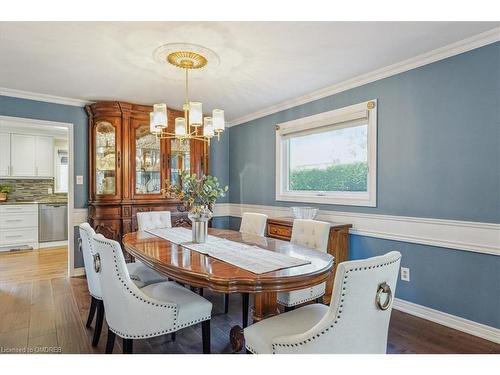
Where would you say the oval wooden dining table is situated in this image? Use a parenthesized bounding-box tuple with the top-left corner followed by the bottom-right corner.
(122, 228, 334, 352)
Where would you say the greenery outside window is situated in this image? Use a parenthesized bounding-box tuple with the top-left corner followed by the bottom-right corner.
(275, 100, 377, 207)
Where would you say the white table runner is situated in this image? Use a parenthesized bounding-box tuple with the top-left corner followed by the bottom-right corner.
(146, 227, 223, 245)
(146, 227, 310, 274)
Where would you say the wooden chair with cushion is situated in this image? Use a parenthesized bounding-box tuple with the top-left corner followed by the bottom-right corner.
(244, 251, 401, 354)
(277, 219, 331, 310)
(136, 211, 172, 232)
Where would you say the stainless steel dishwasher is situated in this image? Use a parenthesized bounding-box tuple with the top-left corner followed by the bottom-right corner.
(39, 204, 68, 242)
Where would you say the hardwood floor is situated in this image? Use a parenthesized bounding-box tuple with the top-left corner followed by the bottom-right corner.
(0, 247, 67, 283)
(0, 248, 498, 354)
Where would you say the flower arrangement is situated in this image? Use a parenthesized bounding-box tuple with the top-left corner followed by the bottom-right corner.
(163, 171, 228, 216)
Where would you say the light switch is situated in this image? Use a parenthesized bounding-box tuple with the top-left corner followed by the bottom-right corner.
(76, 175, 84, 185)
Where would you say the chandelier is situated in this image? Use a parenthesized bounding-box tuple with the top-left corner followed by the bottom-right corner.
(149, 50, 224, 143)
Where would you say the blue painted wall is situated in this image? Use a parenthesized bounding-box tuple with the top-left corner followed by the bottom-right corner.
(228, 42, 500, 223)
(0, 96, 88, 208)
(222, 43, 500, 328)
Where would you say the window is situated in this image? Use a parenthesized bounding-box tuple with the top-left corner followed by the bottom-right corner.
(276, 100, 377, 206)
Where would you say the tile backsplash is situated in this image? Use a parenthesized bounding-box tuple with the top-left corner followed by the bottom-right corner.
(0, 178, 67, 202)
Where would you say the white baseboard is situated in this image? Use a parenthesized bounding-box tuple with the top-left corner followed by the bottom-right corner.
(213, 203, 500, 256)
(393, 298, 500, 344)
(71, 267, 86, 277)
(39, 240, 67, 249)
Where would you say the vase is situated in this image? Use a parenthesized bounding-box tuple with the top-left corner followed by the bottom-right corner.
(188, 205, 212, 243)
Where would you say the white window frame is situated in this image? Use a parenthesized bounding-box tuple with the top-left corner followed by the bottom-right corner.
(275, 99, 377, 207)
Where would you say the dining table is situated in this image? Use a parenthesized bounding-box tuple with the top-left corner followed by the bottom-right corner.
(122, 228, 335, 352)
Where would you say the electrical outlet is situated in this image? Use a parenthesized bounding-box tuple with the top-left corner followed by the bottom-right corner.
(76, 175, 84, 185)
(47, 187, 53, 194)
(401, 267, 410, 282)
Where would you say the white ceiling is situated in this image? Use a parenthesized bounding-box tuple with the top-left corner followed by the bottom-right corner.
(0, 22, 498, 122)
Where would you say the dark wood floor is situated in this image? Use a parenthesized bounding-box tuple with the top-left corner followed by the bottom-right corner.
(0, 276, 499, 354)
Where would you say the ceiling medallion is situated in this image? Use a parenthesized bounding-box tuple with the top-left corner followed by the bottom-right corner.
(150, 44, 224, 145)
(167, 51, 208, 70)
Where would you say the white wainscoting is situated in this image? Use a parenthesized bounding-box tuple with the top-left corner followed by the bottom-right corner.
(213, 203, 500, 256)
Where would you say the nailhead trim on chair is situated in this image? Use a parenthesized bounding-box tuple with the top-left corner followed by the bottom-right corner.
(269, 256, 401, 354)
(95, 237, 209, 339)
(277, 287, 325, 307)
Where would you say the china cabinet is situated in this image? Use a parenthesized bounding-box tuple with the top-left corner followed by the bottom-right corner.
(86, 101, 209, 244)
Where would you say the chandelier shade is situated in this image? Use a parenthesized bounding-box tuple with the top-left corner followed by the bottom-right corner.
(203, 117, 214, 138)
(189, 102, 203, 127)
(212, 109, 225, 132)
(175, 117, 187, 136)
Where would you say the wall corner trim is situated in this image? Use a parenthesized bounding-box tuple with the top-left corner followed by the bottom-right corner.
(0, 87, 91, 107)
(226, 27, 500, 127)
(393, 298, 500, 344)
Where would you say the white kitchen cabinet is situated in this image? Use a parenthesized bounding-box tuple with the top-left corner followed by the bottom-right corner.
(0, 133, 10, 176)
(8, 134, 54, 178)
(11, 134, 37, 176)
(36, 135, 54, 177)
(0, 204, 39, 251)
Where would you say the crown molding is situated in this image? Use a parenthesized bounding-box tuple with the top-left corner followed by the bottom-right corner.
(0, 87, 91, 107)
(227, 27, 500, 127)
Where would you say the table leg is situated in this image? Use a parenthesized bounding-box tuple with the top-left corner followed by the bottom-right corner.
(229, 292, 280, 352)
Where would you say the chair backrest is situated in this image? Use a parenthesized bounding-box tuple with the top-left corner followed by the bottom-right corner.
(137, 211, 172, 232)
(92, 234, 176, 336)
(239, 212, 268, 237)
(272, 251, 402, 354)
(78, 222, 102, 299)
(290, 219, 330, 252)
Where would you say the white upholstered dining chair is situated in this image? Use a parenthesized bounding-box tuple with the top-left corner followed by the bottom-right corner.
(277, 219, 331, 310)
(137, 211, 172, 231)
(239, 212, 268, 237)
(78, 223, 167, 347)
(92, 234, 213, 354)
(244, 251, 402, 354)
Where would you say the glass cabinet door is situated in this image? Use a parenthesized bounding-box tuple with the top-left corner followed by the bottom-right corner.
(135, 124, 161, 194)
(170, 139, 190, 186)
(95, 121, 117, 195)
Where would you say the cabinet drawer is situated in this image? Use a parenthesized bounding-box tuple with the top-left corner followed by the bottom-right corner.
(0, 213, 38, 229)
(0, 227, 38, 245)
(0, 204, 38, 214)
(267, 224, 292, 239)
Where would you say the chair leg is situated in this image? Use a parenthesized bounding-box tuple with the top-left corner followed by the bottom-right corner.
(92, 300, 105, 347)
(86, 296, 97, 328)
(242, 293, 249, 328)
(105, 328, 115, 354)
(284, 305, 295, 312)
(122, 338, 133, 354)
(198, 288, 204, 296)
(315, 297, 323, 304)
(224, 293, 229, 314)
(171, 332, 176, 342)
(202, 320, 211, 354)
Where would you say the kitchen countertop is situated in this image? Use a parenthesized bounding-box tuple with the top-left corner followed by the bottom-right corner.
(0, 200, 68, 205)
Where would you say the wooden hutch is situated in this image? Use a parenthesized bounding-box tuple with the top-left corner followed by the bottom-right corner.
(86, 101, 209, 243)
